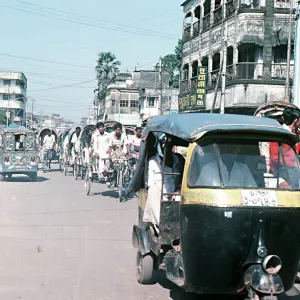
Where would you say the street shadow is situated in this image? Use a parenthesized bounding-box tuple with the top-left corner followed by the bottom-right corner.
(155, 271, 244, 300)
(4, 176, 49, 183)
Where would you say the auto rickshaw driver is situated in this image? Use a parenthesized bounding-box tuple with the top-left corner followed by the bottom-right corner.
(197, 143, 257, 188)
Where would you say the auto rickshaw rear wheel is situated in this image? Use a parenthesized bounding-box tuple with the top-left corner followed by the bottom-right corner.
(136, 250, 156, 285)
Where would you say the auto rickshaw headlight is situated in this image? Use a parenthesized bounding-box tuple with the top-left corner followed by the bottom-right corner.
(262, 255, 282, 275)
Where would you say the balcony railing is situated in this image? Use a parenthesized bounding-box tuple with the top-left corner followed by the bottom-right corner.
(235, 63, 263, 80)
(271, 63, 294, 78)
(181, 80, 189, 93)
(226, 0, 235, 18)
(192, 21, 200, 38)
(202, 14, 211, 32)
(183, 25, 191, 43)
(213, 6, 223, 25)
(274, 0, 292, 8)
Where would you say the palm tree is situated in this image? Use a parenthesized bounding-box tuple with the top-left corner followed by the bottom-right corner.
(95, 52, 121, 83)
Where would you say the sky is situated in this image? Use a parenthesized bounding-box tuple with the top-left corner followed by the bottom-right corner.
(0, 0, 183, 122)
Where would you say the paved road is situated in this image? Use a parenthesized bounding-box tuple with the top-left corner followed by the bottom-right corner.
(0, 166, 298, 300)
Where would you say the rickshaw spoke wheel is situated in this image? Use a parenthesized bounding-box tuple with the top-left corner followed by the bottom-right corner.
(136, 251, 155, 285)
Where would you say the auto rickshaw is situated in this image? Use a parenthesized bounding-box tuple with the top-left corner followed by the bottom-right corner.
(129, 113, 300, 299)
(0, 127, 38, 181)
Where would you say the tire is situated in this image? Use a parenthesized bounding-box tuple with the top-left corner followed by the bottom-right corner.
(30, 173, 37, 182)
(136, 251, 155, 285)
(42, 160, 47, 173)
(85, 173, 91, 196)
(6, 174, 12, 180)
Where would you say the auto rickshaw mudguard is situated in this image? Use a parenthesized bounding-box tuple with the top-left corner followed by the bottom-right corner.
(132, 225, 152, 256)
(238, 264, 284, 294)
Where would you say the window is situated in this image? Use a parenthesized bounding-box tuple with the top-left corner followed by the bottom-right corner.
(3, 80, 11, 86)
(120, 100, 129, 107)
(188, 138, 300, 190)
(111, 100, 116, 107)
(3, 94, 9, 100)
(130, 100, 138, 108)
(148, 97, 156, 107)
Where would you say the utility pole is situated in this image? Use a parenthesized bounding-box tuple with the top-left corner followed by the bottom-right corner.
(293, 0, 300, 106)
(158, 57, 163, 115)
(285, 3, 294, 100)
(6, 84, 10, 127)
(220, 23, 228, 114)
(31, 99, 34, 129)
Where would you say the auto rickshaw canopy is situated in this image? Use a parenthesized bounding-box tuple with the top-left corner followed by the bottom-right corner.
(141, 113, 299, 143)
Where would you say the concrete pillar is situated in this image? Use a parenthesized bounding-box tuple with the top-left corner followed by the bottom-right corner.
(190, 10, 195, 37)
(233, 44, 239, 78)
(208, 55, 213, 85)
(200, 4, 204, 32)
(210, 0, 215, 25)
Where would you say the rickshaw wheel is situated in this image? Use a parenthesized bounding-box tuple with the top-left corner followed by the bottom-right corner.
(59, 160, 63, 173)
(118, 171, 123, 202)
(136, 251, 155, 285)
(42, 161, 47, 173)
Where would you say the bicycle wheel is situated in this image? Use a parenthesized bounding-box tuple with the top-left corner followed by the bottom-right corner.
(64, 162, 67, 176)
(118, 169, 123, 202)
(42, 155, 47, 173)
(59, 159, 63, 173)
(84, 172, 91, 195)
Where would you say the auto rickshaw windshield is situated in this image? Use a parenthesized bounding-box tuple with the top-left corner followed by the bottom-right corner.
(188, 138, 300, 190)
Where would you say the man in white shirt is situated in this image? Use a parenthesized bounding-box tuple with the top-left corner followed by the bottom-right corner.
(197, 144, 257, 188)
(143, 135, 180, 232)
(128, 126, 142, 156)
(43, 130, 56, 168)
(71, 127, 81, 164)
(93, 122, 110, 177)
(108, 123, 127, 157)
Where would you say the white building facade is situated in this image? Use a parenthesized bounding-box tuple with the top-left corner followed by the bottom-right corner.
(0, 72, 27, 125)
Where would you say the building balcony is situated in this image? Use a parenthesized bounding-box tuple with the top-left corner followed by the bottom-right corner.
(0, 86, 26, 96)
(183, 25, 191, 43)
(180, 63, 293, 94)
(192, 21, 200, 38)
(202, 14, 211, 33)
(226, 0, 235, 18)
(213, 6, 223, 25)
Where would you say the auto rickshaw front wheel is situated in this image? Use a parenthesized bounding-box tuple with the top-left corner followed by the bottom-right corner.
(136, 250, 156, 285)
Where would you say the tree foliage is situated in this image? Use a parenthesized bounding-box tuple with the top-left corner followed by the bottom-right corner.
(0, 110, 9, 125)
(154, 39, 182, 88)
(95, 52, 121, 83)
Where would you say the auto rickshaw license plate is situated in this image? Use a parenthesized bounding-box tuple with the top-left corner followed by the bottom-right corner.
(241, 190, 278, 207)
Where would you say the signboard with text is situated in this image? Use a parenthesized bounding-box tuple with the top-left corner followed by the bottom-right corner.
(196, 66, 207, 107)
(178, 66, 207, 112)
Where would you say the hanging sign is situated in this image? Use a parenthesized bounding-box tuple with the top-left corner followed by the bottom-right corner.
(195, 66, 207, 107)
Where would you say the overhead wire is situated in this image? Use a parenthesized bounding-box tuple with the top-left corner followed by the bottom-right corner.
(1, 4, 177, 40)
(15, 0, 177, 38)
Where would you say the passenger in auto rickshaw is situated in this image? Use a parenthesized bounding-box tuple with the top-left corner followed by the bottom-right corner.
(269, 108, 300, 188)
(143, 134, 184, 234)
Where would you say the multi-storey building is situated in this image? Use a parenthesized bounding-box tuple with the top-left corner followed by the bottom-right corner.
(179, 0, 294, 114)
(0, 72, 27, 125)
(95, 71, 179, 125)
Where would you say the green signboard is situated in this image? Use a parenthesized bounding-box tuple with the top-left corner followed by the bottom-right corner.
(178, 66, 207, 112)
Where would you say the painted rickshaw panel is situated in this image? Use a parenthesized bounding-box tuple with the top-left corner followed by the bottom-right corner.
(0, 128, 38, 174)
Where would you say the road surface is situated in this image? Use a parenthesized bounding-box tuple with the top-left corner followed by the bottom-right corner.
(0, 166, 298, 300)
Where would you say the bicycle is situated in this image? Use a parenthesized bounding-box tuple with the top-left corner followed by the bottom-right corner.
(42, 148, 53, 173)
